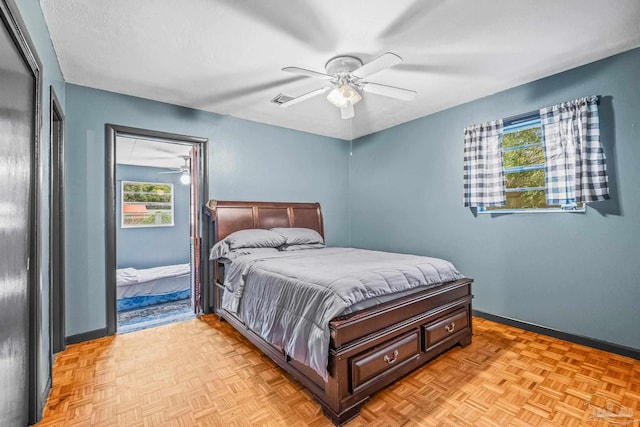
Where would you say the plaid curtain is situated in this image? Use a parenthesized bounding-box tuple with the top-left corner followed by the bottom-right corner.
(463, 120, 505, 207)
(540, 96, 609, 204)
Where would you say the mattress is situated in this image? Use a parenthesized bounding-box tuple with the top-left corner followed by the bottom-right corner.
(116, 263, 191, 311)
(220, 247, 463, 380)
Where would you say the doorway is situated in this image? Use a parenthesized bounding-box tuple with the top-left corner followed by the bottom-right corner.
(105, 126, 208, 335)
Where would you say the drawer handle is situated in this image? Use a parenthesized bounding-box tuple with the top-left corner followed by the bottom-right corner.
(383, 350, 399, 365)
(445, 322, 456, 333)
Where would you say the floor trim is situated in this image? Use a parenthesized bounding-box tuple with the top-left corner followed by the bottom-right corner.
(66, 328, 107, 345)
(473, 310, 640, 360)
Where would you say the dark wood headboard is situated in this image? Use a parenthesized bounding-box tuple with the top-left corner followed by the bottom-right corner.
(204, 200, 324, 241)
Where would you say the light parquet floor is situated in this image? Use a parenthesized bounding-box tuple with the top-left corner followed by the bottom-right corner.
(37, 316, 640, 426)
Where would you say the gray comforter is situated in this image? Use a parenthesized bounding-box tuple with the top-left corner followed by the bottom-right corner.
(221, 247, 463, 381)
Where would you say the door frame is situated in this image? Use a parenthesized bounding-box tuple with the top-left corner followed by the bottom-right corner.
(0, 0, 43, 423)
(105, 125, 209, 335)
(49, 86, 65, 357)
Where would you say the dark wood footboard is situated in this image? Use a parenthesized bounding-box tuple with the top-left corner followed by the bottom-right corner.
(218, 278, 473, 425)
(204, 200, 473, 425)
(324, 278, 473, 424)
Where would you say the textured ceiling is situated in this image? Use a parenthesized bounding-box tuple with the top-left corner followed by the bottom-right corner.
(41, 0, 640, 140)
(116, 136, 192, 169)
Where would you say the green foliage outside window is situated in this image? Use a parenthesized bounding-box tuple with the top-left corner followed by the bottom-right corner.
(121, 181, 174, 227)
(139, 214, 173, 225)
(122, 183, 171, 202)
(485, 122, 582, 212)
(501, 128, 548, 209)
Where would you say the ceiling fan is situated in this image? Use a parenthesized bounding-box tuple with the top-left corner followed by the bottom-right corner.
(273, 52, 416, 119)
(158, 155, 191, 184)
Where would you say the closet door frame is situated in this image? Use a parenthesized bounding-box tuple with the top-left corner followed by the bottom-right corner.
(49, 86, 65, 356)
(0, 0, 43, 423)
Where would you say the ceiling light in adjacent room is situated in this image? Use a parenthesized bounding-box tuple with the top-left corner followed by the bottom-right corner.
(180, 171, 191, 185)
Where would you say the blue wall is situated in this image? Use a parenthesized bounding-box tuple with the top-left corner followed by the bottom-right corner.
(116, 165, 191, 269)
(65, 49, 640, 351)
(64, 84, 350, 336)
(13, 0, 66, 413)
(350, 48, 640, 351)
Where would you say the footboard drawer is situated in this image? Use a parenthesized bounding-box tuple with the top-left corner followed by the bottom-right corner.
(350, 329, 420, 393)
(423, 309, 468, 349)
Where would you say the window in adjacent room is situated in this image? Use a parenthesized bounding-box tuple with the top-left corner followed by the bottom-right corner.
(121, 181, 174, 227)
(479, 114, 584, 213)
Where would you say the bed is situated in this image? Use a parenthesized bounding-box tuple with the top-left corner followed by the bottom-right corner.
(116, 263, 191, 311)
(204, 200, 473, 425)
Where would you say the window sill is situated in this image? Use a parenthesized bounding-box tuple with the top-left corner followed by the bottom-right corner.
(477, 207, 586, 214)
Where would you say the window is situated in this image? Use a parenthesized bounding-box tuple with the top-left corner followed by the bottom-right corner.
(480, 115, 584, 213)
(121, 181, 174, 227)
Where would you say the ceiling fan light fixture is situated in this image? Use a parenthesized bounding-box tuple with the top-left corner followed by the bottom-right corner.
(278, 52, 413, 118)
(326, 84, 362, 108)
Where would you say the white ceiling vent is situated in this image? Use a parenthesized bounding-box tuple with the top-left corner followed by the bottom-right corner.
(270, 94, 294, 105)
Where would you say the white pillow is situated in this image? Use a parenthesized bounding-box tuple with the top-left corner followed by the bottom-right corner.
(210, 229, 286, 260)
(270, 227, 324, 246)
(226, 229, 286, 249)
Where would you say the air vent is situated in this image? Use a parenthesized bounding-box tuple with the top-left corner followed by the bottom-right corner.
(270, 94, 294, 105)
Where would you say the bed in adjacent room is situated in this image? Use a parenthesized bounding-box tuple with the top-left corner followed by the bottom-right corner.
(204, 200, 473, 425)
(116, 263, 191, 311)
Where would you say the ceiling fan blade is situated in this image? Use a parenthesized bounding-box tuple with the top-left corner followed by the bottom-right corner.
(279, 87, 331, 108)
(378, 1, 444, 42)
(340, 103, 354, 120)
(216, 1, 337, 51)
(352, 52, 402, 79)
(361, 82, 416, 101)
(282, 67, 332, 80)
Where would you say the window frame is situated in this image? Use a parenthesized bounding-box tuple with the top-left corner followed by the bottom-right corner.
(478, 113, 585, 214)
(120, 180, 175, 228)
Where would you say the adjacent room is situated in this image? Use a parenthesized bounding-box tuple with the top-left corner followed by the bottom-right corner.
(1, 0, 639, 426)
(114, 135, 196, 332)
